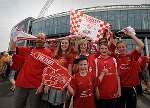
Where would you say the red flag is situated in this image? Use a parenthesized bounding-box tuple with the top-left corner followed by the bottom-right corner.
(43, 66, 72, 90)
(70, 10, 111, 40)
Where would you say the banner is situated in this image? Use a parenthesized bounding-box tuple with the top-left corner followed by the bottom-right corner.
(30, 51, 72, 90)
(70, 10, 111, 40)
(43, 66, 72, 90)
(16, 31, 37, 41)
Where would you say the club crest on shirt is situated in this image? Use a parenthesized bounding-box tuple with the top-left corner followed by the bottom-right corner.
(127, 56, 132, 61)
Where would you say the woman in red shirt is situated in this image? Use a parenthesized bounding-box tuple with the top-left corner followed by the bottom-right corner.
(67, 55, 98, 108)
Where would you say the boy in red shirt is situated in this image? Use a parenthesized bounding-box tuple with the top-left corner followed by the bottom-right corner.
(96, 43, 121, 108)
(67, 55, 98, 108)
(14, 33, 53, 108)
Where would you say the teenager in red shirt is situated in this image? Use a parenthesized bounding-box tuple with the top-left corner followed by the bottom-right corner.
(116, 30, 144, 108)
(42, 37, 74, 108)
(14, 33, 52, 108)
(96, 43, 121, 108)
(67, 55, 98, 108)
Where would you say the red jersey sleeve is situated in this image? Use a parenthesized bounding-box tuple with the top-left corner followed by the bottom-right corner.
(70, 75, 77, 92)
(16, 46, 32, 56)
(130, 49, 141, 61)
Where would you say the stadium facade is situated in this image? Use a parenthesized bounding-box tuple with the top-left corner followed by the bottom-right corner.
(10, 4, 150, 55)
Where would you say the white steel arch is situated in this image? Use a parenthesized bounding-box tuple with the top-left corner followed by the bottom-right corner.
(37, 0, 54, 18)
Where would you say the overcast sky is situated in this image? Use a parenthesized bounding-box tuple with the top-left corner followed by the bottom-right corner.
(0, 0, 149, 51)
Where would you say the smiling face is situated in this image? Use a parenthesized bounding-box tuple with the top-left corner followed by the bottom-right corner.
(60, 39, 69, 51)
(35, 33, 46, 48)
(80, 42, 88, 52)
(99, 44, 109, 56)
(117, 42, 127, 55)
(78, 59, 88, 73)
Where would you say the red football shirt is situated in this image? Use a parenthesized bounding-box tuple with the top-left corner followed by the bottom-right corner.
(71, 72, 96, 108)
(11, 47, 33, 71)
(97, 56, 119, 99)
(16, 47, 52, 88)
(11, 54, 25, 71)
(116, 50, 141, 87)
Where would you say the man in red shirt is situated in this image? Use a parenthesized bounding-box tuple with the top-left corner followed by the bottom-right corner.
(14, 33, 53, 108)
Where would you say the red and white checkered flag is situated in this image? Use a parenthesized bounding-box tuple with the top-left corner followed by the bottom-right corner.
(70, 10, 111, 40)
(70, 10, 83, 34)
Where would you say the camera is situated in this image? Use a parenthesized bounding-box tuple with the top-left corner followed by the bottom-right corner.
(115, 31, 125, 37)
(115, 26, 136, 37)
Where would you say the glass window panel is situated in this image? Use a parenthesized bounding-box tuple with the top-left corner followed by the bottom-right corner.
(35, 22, 40, 33)
(128, 9, 136, 14)
(32, 22, 36, 35)
(86, 12, 94, 16)
(66, 15, 70, 25)
(148, 45, 150, 52)
(39, 21, 43, 33)
(134, 14, 142, 30)
(128, 13, 135, 28)
(142, 14, 149, 30)
(148, 9, 150, 15)
(60, 16, 67, 25)
(66, 23, 70, 33)
(53, 18, 57, 34)
(120, 10, 128, 29)
(93, 11, 101, 19)
(41, 20, 46, 34)
(57, 16, 68, 34)
(45, 19, 50, 35)
(148, 14, 150, 30)
(56, 17, 61, 34)
(108, 11, 115, 21)
(99, 11, 107, 21)
(49, 18, 55, 34)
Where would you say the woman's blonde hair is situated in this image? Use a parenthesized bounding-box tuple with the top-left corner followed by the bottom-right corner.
(116, 40, 127, 48)
(78, 39, 90, 54)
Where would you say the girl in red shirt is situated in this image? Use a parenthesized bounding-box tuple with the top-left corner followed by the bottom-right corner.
(116, 30, 144, 108)
(42, 37, 74, 108)
(96, 43, 121, 108)
(67, 55, 98, 108)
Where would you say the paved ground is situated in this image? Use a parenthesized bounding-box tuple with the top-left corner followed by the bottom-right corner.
(0, 78, 14, 108)
(0, 77, 150, 108)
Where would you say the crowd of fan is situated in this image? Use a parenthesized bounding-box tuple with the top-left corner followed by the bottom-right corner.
(0, 30, 150, 108)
